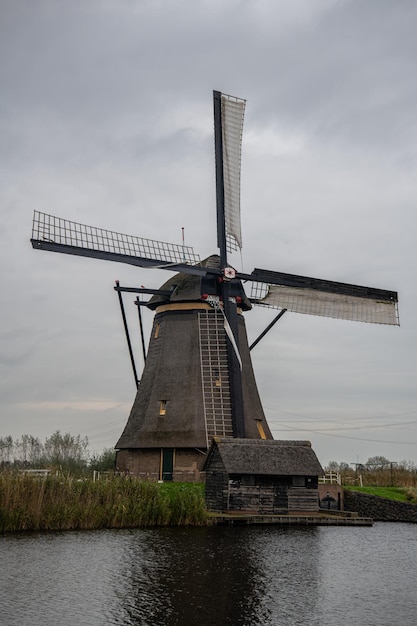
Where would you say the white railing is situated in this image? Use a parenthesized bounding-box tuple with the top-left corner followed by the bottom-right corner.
(319, 471, 341, 485)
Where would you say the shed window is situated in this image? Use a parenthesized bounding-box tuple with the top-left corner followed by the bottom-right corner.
(241, 475, 256, 486)
(292, 476, 305, 487)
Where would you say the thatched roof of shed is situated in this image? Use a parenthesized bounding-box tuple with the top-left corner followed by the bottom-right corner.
(204, 438, 324, 476)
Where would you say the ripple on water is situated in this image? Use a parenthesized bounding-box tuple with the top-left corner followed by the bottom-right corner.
(1, 524, 417, 626)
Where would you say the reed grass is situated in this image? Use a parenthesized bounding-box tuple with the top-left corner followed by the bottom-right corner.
(0, 472, 208, 533)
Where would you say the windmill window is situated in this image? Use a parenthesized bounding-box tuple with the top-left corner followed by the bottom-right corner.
(159, 400, 167, 415)
(154, 323, 160, 338)
(256, 420, 267, 440)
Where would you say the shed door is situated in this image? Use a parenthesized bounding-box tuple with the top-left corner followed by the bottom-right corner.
(274, 486, 288, 512)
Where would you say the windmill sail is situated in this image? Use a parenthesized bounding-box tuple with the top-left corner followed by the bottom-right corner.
(214, 92, 246, 255)
(31, 210, 200, 270)
(250, 269, 399, 326)
(213, 91, 247, 439)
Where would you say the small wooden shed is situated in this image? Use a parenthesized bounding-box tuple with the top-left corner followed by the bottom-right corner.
(204, 438, 324, 514)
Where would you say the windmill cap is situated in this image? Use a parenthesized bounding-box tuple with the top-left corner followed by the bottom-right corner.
(147, 254, 252, 311)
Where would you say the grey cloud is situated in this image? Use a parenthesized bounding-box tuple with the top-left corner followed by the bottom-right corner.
(1, 0, 415, 463)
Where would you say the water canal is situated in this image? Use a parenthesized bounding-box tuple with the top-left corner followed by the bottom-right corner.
(1, 523, 416, 625)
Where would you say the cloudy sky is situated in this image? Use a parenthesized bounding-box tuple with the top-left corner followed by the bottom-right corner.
(1, 0, 416, 466)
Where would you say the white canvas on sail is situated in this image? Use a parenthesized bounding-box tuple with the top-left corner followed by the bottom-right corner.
(221, 94, 246, 252)
(253, 283, 399, 326)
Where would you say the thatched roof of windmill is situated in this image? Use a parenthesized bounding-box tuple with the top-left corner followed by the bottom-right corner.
(204, 438, 324, 476)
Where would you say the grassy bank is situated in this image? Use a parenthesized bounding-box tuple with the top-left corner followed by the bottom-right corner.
(344, 485, 417, 504)
(0, 472, 209, 533)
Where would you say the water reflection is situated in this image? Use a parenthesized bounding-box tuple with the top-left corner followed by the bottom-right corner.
(108, 526, 321, 625)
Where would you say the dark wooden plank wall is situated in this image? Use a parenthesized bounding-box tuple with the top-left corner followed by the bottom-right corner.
(204, 449, 229, 511)
(288, 487, 319, 512)
(224, 483, 319, 514)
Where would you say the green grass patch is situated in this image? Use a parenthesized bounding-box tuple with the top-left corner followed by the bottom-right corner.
(344, 485, 417, 504)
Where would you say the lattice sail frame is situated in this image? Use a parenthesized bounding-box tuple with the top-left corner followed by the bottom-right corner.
(221, 93, 246, 253)
(31, 211, 200, 265)
(250, 281, 399, 326)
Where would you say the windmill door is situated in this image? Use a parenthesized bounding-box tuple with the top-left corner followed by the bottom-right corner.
(162, 449, 174, 481)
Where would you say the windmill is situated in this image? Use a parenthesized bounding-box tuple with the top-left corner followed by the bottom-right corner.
(31, 91, 399, 481)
